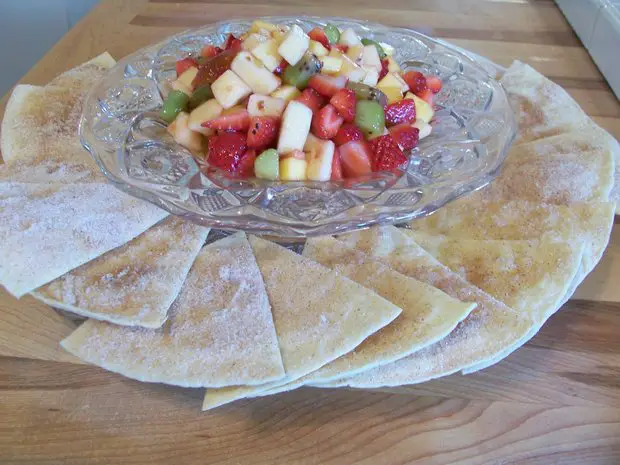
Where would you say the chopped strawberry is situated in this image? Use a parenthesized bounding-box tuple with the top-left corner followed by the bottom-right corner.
(384, 99, 416, 126)
(202, 109, 250, 132)
(330, 88, 356, 122)
(403, 71, 427, 95)
(379, 59, 389, 81)
(333, 44, 349, 53)
(369, 134, 408, 172)
(207, 132, 247, 173)
(417, 88, 434, 105)
(308, 74, 347, 98)
(274, 58, 288, 76)
(426, 76, 442, 94)
(176, 57, 198, 77)
(295, 88, 327, 114)
(339, 140, 372, 177)
(247, 116, 280, 149)
(333, 123, 363, 146)
(235, 149, 257, 177)
(224, 34, 242, 52)
(388, 124, 420, 151)
(192, 49, 238, 87)
(308, 27, 331, 50)
(311, 104, 344, 140)
(331, 147, 343, 180)
(200, 45, 222, 58)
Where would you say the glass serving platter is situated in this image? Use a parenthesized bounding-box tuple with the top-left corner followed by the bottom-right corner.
(79, 16, 516, 238)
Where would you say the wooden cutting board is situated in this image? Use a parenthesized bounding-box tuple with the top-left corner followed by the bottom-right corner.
(1, 1, 619, 463)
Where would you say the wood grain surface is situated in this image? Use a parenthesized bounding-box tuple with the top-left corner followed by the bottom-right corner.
(1, 0, 619, 463)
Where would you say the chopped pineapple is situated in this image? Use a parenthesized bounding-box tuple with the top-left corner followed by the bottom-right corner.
(339, 54, 366, 82)
(172, 112, 204, 154)
(272, 25, 289, 44)
(280, 155, 308, 181)
(346, 44, 364, 63)
(243, 33, 268, 51)
(250, 20, 278, 33)
(231, 51, 281, 95)
(378, 72, 409, 93)
(271, 85, 301, 102)
(381, 86, 403, 104)
(386, 56, 401, 73)
(170, 66, 198, 95)
(251, 39, 282, 72)
(406, 92, 434, 123)
(309, 40, 329, 57)
(320, 56, 343, 74)
(188, 98, 223, 135)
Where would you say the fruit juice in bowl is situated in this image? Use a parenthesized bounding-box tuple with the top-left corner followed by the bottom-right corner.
(160, 19, 441, 183)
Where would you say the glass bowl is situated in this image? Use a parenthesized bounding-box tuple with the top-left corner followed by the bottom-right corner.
(79, 16, 516, 238)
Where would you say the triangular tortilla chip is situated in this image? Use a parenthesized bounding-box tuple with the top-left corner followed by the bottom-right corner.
(61, 232, 285, 387)
(0, 182, 166, 297)
(314, 226, 533, 389)
(411, 200, 615, 281)
(247, 236, 475, 398)
(475, 133, 615, 205)
(32, 217, 209, 328)
(202, 235, 402, 409)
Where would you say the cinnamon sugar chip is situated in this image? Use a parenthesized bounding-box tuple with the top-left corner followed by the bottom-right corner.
(314, 226, 533, 389)
(61, 232, 285, 388)
(32, 217, 209, 328)
(202, 236, 402, 409)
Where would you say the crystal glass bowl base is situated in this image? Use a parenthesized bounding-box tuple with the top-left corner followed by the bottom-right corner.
(80, 16, 516, 237)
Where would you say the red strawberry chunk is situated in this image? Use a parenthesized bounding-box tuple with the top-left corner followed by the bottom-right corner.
(207, 132, 247, 173)
(203, 109, 250, 132)
(331, 147, 343, 180)
(200, 45, 222, 58)
(369, 134, 408, 172)
(247, 116, 280, 149)
(308, 27, 331, 50)
(333, 123, 363, 146)
(388, 124, 420, 151)
(176, 57, 198, 77)
(308, 74, 347, 98)
(235, 149, 257, 177)
(379, 59, 389, 81)
(274, 58, 288, 76)
(339, 140, 372, 177)
(426, 76, 442, 94)
(384, 99, 416, 126)
(417, 88, 434, 105)
(403, 71, 427, 95)
(311, 104, 344, 140)
(330, 88, 356, 122)
(224, 34, 242, 52)
(295, 88, 327, 114)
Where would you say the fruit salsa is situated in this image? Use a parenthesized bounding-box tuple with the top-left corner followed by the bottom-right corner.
(161, 20, 441, 181)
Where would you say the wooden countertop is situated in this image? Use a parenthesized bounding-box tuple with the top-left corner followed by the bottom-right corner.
(1, 1, 619, 463)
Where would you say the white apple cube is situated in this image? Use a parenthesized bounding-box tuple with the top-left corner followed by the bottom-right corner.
(309, 40, 329, 57)
(320, 56, 343, 74)
(173, 112, 204, 154)
(271, 85, 301, 101)
(407, 93, 434, 124)
(362, 68, 379, 87)
(340, 55, 366, 82)
(413, 120, 432, 139)
(188, 98, 223, 135)
(251, 38, 282, 72)
(170, 66, 198, 95)
(361, 45, 382, 71)
(277, 100, 312, 154)
(339, 28, 361, 47)
(277, 24, 310, 65)
(304, 133, 335, 181)
(250, 20, 278, 33)
(379, 42, 395, 56)
(230, 51, 281, 95)
(247, 94, 287, 117)
(211, 69, 252, 109)
(243, 33, 268, 51)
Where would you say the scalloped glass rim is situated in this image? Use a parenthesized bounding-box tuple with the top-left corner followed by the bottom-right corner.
(79, 16, 516, 237)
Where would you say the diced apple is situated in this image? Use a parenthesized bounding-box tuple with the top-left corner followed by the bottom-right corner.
(211, 69, 252, 109)
(172, 112, 204, 154)
(339, 28, 361, 47)
(170, 66, 198, 95)
(386, 56, 401, 73)
(309, 40, 329, 57)
(188, 98, 223, 135)
(362, 68, 379, 87)
(247, 94, 287, 117)
(250, 20, 278, 33)
(378, 72, 409, 93)
(346, 44, 364, 63)
(280, 152, 308, 181)
(407, 92, 434, 124)
(304, 133, 335, 181)
(271, 85, 301, 102)
(251, 38, 283, 72)
(320, 56, 343, 74)
(340, 54, 366, 83)
(243, 33, 268, 51)
(272, 25, 289, 44)
(230, 51, 281, 95)
(379, 42, 395, 56)
(361, 45, 382, 71)
(413, 120, 432, 139)
(277, 24, 310, 65)
(277, 100, 312, 154)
